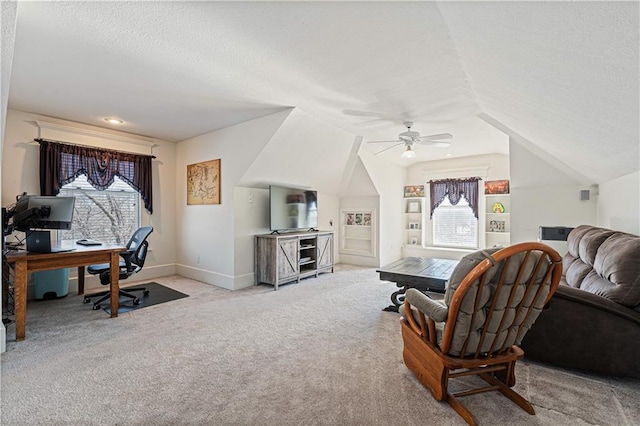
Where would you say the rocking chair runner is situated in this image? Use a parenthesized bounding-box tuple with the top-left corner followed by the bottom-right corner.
(400, 242, 562, 426)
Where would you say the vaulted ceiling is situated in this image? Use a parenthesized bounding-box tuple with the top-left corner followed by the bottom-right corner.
(6, 1, 639, 184)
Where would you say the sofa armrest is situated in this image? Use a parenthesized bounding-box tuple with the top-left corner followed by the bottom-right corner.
(554, 285, 640, 324)
(521, 285, 640, 377)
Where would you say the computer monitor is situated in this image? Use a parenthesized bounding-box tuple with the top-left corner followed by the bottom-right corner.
(12, 195, 76, 232)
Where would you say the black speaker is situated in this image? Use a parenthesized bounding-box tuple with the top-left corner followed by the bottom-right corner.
(539, 226, 574, 241)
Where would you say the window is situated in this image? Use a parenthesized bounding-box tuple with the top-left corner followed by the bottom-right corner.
(58, 174, 140, 245)
(432, 195, 478, 249)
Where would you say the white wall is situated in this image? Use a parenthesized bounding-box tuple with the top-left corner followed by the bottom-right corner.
(233, 185, 340, 288)
(2, 109, 178, 291)
(318, 192, 340, 263)
(597, 171, 640, 234)
(237, 109, 357, 194)
(233, 186, 268, 286)
(1, 1, 17, 147)
(510, 138, 597, 253)
(338, 158, 379, 267)
(359, 150, 405, 266)
(175, 110, 290, 290)
(177, 108, 358, 290)
(0, 0, 18, 353)
(339, 195, 379, 267)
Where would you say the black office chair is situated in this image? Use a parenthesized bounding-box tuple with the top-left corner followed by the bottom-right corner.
(83, 226, 154, 310)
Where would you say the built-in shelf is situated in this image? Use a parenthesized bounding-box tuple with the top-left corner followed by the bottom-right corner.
(485, 193, 510, 248)
(340, 209, 376, 257)
(404, 197, 424, 246)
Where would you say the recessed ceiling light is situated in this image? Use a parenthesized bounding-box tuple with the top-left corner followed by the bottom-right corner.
(445, 153, 453, 157)
(104, 117, 124, 125)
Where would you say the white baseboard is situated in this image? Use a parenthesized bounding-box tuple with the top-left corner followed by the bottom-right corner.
(77, 264, 177, 293)
(22, 263, 254, 302)
(175, 264, 255, 291)
(339, 254, 380, 267)
(233, 272, 256, 290)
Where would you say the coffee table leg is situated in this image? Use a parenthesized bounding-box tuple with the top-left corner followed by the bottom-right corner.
(383, 282, 408, 312)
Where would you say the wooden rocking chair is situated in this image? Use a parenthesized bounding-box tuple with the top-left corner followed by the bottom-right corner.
(400, 242, 562, 425)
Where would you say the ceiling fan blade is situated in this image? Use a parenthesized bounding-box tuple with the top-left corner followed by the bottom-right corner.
(367, 139, 402, 144)
(420, 133, 453, 141)
(374, 142, 404, 155)
(417, 140, 451, 148)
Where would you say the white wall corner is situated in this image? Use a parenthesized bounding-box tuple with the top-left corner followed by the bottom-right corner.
(337, 135, 364, 198)
(596, 171, 640, 234)
(233, 272, 256, 290)
(175, 264, 236, 291)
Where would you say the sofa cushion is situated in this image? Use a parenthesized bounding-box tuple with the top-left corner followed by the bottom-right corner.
(567, 225, 597, 258)
(578, 228, 616, 267)
(564, 258, 592, 288)
(444, 248, 500, 306)
(563, 225, 623, 290)
(581, 233, 640, 308)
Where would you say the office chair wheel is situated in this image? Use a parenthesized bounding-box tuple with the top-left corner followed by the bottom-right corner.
(83, 297, 91, 304)
(92, 304, 101, 310)
(143, 290, 150, 297)
(133, 298, 140, 306)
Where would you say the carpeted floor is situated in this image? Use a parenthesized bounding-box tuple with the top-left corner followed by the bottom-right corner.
(1, 266, 639, 425)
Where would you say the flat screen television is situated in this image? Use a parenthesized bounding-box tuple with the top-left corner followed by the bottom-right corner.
(269, 185, 318, 232)
(12, 195, 76, 232)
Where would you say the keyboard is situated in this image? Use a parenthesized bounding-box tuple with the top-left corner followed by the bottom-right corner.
(76, 239, 102, 246)
(51, 247, 75, 253)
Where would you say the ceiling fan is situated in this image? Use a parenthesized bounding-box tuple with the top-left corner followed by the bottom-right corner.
(367, 121, 452, 159)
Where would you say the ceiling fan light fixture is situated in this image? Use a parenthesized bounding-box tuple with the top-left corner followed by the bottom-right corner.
(401, 145, 416, 159)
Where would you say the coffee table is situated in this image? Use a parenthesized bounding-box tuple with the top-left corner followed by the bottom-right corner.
(377, 257, 459, 312)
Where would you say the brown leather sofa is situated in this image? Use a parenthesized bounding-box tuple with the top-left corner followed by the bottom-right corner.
(521, 225, 640, 378)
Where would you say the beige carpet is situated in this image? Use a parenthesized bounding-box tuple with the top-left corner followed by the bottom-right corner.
(2, 265, 639, 425)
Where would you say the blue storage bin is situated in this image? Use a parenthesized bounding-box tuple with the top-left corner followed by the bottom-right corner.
(34, 268, 70, 299)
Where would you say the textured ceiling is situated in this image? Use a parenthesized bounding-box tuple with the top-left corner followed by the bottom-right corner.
(439, 1, 639, 184)
(7, 1, 639, 183)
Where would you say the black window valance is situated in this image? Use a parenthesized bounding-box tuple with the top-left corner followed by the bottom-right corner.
(429, 177, 480, 219)
(38, 138, 154, 214)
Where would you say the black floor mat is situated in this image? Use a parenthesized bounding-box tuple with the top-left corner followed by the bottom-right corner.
(92, 282, 189, 314)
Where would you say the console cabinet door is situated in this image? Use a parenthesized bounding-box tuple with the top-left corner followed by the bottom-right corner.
(277, 237, 299, 279)
(316, 233, 333, 269)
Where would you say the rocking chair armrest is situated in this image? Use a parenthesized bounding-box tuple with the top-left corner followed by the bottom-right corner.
(406, 288, 449, 323)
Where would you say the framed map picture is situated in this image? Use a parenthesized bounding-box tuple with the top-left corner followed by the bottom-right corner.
(187, 159, 221, 205)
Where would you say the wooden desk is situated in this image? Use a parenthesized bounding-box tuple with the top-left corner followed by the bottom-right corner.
(4, 242, 125, 341)
(377, 257, 459, 312)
